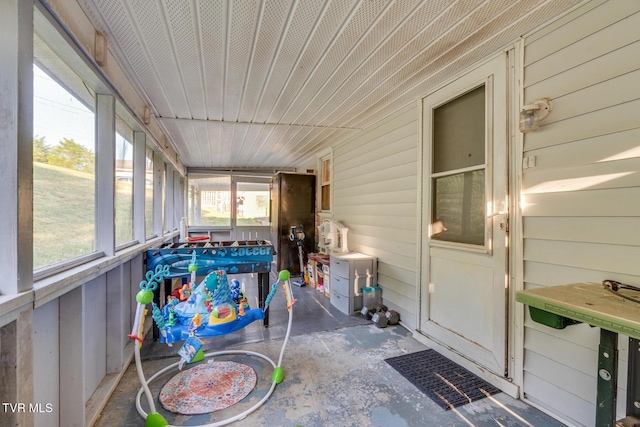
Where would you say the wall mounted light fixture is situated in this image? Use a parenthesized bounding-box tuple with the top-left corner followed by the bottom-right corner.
(519, 98, 553, 133)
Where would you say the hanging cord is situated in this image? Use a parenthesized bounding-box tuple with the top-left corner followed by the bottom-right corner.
(602, 279, 640, 304)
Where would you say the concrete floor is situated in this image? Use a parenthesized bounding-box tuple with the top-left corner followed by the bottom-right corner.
(95, 277, 566, 427)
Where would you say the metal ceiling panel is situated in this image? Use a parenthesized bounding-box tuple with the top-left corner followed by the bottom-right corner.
(77, 0, 582, 169)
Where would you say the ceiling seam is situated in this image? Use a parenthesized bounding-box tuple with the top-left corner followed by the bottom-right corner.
(156, 117, 360, 131)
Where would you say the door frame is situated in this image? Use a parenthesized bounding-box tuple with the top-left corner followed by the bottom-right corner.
(413, 45, 523, 397)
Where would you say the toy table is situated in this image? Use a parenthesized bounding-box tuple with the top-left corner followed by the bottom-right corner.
(146, 240, 274, 338)
(516, 282, 640, 427)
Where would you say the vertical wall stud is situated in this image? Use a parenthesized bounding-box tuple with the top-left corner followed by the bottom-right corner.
(96, 94, 116, 256)
(0, 0, 33, 294)
(153, 151, 164, 237)
(133, 131, 146, 243)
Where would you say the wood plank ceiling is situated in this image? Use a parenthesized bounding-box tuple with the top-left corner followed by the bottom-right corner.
(77, 0, 582, 169)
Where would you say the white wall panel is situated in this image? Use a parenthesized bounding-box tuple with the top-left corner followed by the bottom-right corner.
(33, 301, 60, 427)
(331, 105, 418, 327)
(83, 275, 107, 403)
(520, 1, 640, 424)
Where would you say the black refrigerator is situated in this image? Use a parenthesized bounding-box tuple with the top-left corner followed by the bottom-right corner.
(270, 172, 316, 276)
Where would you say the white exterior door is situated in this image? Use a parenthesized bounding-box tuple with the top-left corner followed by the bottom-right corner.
(419, 53, 509, 376)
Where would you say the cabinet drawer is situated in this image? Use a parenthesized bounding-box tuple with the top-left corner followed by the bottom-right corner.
(330, 255, 375, 279)
(331, 274, 350, 295)
(330, 291, 350, 315)
(330, 257, 350, 278)
(330, 290, 363, 315)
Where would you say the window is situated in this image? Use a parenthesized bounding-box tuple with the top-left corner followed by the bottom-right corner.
(115, 128, 133, 246)
(145, 147, 154, 238)
(430, 85, 486, 246)
(33, 63, 96, 269)
(236, 181, 270, 226)
(32, 9, 175, 275)
(188, 175, 231, 226)
(320, 155, 331, 211)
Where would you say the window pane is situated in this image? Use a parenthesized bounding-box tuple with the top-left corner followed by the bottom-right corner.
(115, 132, 133, 245)
(432, 170, 485, 245)
(433, 85, 485, 173)
(322, 158, 331, 184)
(145, 147, 154, 237)
(33, 65, 95, 269)
(163, 164, 168, 232)
(188, 175, 231, 226)
(321, 185, 330, 211)
(236, 182, 270, 226)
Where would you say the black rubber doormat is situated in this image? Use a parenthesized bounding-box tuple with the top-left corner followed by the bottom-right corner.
(385, 349, 501, 410)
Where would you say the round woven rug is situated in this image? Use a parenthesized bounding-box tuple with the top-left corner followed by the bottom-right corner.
(159, 360, 257, 415)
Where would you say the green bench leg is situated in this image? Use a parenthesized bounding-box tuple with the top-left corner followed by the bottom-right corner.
(596, 329, 618, 427)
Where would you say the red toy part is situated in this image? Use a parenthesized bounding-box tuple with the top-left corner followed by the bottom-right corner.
(186, 236, 209, 242)
(127, 333, 143, 344)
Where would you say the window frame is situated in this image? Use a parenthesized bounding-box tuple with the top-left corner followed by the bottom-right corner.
(114, 124, 135, 249)
(30, 3, 184, 282)
(426, 80, 493, 254)
(318, 150, 333, 214)
(233, 175, 271, 229)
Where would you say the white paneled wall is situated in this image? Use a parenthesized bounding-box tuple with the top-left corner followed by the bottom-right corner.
(521, 1, 640, 425)
(332, 104, 418, 328)
(32, 256, 144, 427)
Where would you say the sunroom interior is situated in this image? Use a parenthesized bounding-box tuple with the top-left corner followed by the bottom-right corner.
(4, 0, 640, 426)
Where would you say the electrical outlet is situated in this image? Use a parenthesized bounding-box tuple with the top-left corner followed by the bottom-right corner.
(523, 156, 536, 169)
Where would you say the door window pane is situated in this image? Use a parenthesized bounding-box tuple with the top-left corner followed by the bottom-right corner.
(188, 175, 231, 226)
(432, 170, 485, 245)
(115, 131, 133, 245)
(33, 65, 96, 269)
(236, 182, 270, 226)
(433, 86, 485, 173)
(431, 85, 486, 246)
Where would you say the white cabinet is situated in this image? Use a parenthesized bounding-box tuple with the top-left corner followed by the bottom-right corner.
(330, 252, 376, 315)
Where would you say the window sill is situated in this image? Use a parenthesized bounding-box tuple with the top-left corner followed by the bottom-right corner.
(188, 226, 233, 231)
(32, 231, 179, 309)
(0, 291, 34, 328)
